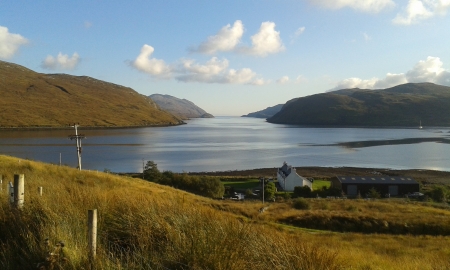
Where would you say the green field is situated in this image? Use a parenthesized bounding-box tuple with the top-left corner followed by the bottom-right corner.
(313, 179, 331, 190)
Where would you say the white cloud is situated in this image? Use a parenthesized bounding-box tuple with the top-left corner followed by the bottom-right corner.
(130, 44, 171, 78)
(191, 20, 244, 54)
(0, 26, 28, 59)
(131, 45, 266, 85)
(176, 58, 265, 85)
(295, 75, 308, 83)
(310, 0, 395, 13)
(239, 21, 285, 57)
(41, 52, 80, 70)
(277, 76, 289, 84)
(332, 56, 450, 90)
(295, 27, 306, 37)
(393, 0, 450, 25)
(363, 32, 372, 41)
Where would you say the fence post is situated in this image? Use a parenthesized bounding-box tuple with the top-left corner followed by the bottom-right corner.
(88, 209, 98, 265)
(0, 175, 2, 191)
(38, 187, 43, 196)
(13, 174, 24, 209)
(9, 182, 14, 204)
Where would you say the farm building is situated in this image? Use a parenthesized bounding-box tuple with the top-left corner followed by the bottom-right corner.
(330, 176, 420, 197)
(277, 162, 312, 191)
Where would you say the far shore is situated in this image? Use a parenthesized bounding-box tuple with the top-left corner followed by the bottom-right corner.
(125, 166, 450, 186)
(0, 122, 187, 131)
(195, 166, 450, 186)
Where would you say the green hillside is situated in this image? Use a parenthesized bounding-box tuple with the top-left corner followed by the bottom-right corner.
(268, 83, 450, 127)
(0, 60, 183, 128)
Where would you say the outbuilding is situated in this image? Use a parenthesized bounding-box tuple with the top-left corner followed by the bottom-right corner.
(330, 176, 420, 197)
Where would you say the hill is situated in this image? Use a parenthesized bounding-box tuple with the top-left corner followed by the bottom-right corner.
(0, 60, 183, 128)
(1, 155, 450, 269)
(149, 94, 214, 119)
(267, 83, 450, 127)
(241, 103, 284, 118)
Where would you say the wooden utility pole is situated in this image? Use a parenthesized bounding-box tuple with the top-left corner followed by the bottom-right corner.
(68, 124, 86, 170)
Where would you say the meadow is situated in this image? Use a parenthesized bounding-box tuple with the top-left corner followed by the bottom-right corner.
(0, 155, 450, 269)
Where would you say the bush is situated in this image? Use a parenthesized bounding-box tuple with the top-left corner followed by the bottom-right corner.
(293, 198, 311, 210)
(294, 186, 312, 198)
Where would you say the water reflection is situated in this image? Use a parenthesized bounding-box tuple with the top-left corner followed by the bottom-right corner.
(0, 117, 449, 172)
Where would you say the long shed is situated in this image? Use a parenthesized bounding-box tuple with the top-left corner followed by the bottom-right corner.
(330, 176, 420, 197)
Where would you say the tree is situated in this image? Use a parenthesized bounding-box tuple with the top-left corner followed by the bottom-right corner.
(143, 160, 161, 182)
(367, 187, 381, 199)
(264, 182, 276, 201)
(429, 186, 447, 203)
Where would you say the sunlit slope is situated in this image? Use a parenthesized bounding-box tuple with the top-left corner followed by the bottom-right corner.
(268, 82, 450, 126)
(0, 155, 340, 269)
(0, 60, 182, 127)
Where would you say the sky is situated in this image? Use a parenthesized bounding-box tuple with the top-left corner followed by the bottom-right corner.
(1, 0, 450, 116)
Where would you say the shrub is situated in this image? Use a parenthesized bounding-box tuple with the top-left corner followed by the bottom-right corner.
(294, 186, 312, 198)
(293, 198, 311, 210)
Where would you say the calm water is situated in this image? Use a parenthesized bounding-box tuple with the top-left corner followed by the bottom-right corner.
(0, 117, 449, 173)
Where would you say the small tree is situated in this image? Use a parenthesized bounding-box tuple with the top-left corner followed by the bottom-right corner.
(144, 160, 161, 182)
(264, 182, 276, 201)
(367, 187, 381, 199)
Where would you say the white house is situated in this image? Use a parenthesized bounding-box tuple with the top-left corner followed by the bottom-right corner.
(277, 162, 312, 191)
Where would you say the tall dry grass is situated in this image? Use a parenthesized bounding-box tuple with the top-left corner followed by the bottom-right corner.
(0, 155, 342, 269)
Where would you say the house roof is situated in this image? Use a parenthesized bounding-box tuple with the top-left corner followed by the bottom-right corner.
(278, 162, 294, 179)
(335, 176, 419, 185)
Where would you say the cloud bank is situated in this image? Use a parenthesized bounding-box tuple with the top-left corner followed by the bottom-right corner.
(310, 0, 395, 13)
(393, 0, 450, 25)
(41, 52, 80, 70)
(131, 44, 266, 85)
(0, 26, 28, 59)
(332, 56, 450, 90)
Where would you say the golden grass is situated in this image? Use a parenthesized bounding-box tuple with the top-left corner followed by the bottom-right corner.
(0, 154, 450, 269)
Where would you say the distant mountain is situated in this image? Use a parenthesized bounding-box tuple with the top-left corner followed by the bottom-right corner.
(242, 104, 284, 118)
(149, 94, 214, 119)
(267, 83, 450, 127)
(0, 60, 183, 128)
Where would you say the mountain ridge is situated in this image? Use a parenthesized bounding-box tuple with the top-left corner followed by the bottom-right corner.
(149, 94, 214, 119)
(267, 82, 450, 127)
(0, 60, 183, 128)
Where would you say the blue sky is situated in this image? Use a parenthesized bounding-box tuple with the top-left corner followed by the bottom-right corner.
(1, 0, 450, 116)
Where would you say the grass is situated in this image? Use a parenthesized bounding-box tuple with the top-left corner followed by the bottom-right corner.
(313, 179, 331, 190)
(1, 154, 450, 269)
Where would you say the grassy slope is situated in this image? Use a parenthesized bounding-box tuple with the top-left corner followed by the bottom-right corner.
(0, 155, 450, 269)
(268, 82, 450, 126)
(0, 60, 182, 127)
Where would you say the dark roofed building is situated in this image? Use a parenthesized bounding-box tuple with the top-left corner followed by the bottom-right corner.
(331, 176, 420, 197)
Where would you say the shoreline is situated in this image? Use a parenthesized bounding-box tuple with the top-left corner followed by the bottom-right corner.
(187, 166, 450, 185)
(0, 122, 187, 131)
